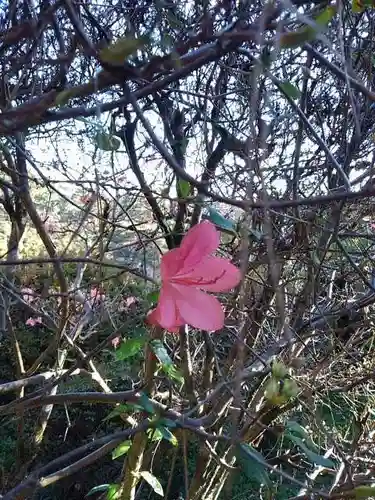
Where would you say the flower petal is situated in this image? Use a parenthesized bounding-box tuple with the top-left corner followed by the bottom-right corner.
(161, 248, 185, 280)
(178, 221, 219, 271)
(173, 256, 241, 292)
(172, 284, 225, 331)
(160, 221, 220, 279)
(147, 284, 184, 331)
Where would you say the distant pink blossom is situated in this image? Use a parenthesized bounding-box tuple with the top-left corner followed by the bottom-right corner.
(125, 296, 137, 307)
(21, 287, 35, 304)
(147, 221, 241, 332)
(26, 317, 43, 327)
(44, 220, 57, 233)
(89, 287, 106, 304)
(119, 296, 138, 312)
(111, 336, 121, 348)
(80, 195, 92, 204)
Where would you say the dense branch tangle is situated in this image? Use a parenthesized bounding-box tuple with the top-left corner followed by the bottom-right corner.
(1, 1, 375, 500)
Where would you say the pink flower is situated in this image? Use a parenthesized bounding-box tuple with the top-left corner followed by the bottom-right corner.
(44, 220, 57, 233)
(80, 194, 93, 204)
(119, 296, 138, 312)
(21, 287, 35, 304)
(25, 317, 43, 327)
(89, 287, 105, 304)
(111, 336, 121, 348)
(147, 221, 241, 332)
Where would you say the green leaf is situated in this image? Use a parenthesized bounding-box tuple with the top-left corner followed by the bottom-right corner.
(100, 36, 148, 64)
(352, 0, 363, 12)
(115, 337, 145, 361)
(138, 393, 155, 414)
(315, 4, 337, 25)
(354, 486, 375, 498)
(104, 404, 130, 421)
(286, 434, 335, 468)
(139, 471, 164, 496)
(207, 208, 236, 233)
(285, 421, 310, 439)
(147, 290, 160, 304)
(104, 403, 143, 421)
(94, 132, 121, 152)
(352, 0, 365, 12)
(285, 420, 319, 452)
(87, 484, 112, 496)
(147, 425, 177, 445)
(150, 340, 172, 365)
(147, 427, 164, 442)
(236, 443, 272, 489)
(163, 364, 184, 384)
(279, 81, 301, 100)
(107, 484, 120, 500)
(156, 426, 178, 446)
(280, 30, 314, 49)
(177, 178, 191, 198)
(303, 448, 335, 468)
(112, 440, 132, 460)
(280, 6, 336, 49)
(150, 340, 184, 384)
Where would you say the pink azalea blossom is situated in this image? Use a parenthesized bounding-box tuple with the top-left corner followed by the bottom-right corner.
(80, 194, 93, 204)
(21, 287, 35, 304)
(119, 296, 138, 312)
(25, 317, 43, 327)
(125, 296, 137, 307)
(111, 336, 121, 348)
(89, 287, 106, 304)
(147, 220, 241, 332)
(44, 220, 57, 233)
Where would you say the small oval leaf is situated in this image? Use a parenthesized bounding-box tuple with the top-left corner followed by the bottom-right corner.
(236, 443, 272, 489)
(150, 340, 173, 366)
(157, 426, 178, 446)
(177, 178, 191, 198)
(206, 208, 236, 233)
(107, 484, 120, 500)
(86, 484, 111, 496)
(115, 337, 145, 361)
(112, 440, 132, 459)
(286, 434, 335, 468)
(94, 132, 120, 152)
(280, 6, 336, 49)
(138, 392, 155, 415)
(100, 36, 147, 64)
(139, 471, 164, 496)
(150, 339, 184, 384)
(279, 81, 301, 100)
